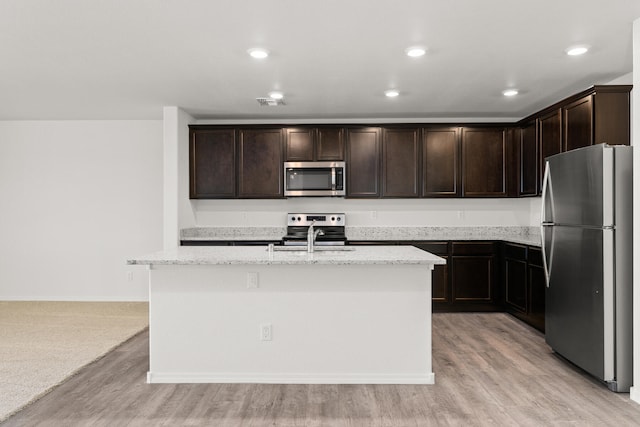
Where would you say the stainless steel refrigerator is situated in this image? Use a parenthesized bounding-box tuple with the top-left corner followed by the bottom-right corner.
(541, 143, 633, 392)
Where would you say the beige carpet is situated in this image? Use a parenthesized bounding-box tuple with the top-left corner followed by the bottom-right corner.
(0, 301, 149, 422)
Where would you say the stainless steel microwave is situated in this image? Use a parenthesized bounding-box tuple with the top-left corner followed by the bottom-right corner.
(284, 161, 346, 197)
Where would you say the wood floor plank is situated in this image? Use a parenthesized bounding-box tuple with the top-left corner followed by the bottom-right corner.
(3, 313, 640, 426)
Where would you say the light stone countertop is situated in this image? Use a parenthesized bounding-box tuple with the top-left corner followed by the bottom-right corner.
(180, 227, 286, 241)
(127, 245, 446, 266)
(180, 226, 541, 247)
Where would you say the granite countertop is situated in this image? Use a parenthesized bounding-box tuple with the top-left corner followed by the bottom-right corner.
(128, 245, 446, 266)
(180, 226, 541, 247)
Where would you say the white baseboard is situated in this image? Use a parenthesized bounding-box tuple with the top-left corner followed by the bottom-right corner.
(631, 386, 640, 405)
(147, 371, 435, 385)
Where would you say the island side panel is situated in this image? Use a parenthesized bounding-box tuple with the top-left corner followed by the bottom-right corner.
(147, 263, 434, 384)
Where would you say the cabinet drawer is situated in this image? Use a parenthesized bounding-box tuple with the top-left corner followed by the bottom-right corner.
(181, 240, 231, 246)
(528, 247, 543, 266)
(232, 241, 282, 246)
(347, 241, 397, 246)
(504, 243, 527, 260)
(451, 242, 495, 255)
(411, 242, 449, 255)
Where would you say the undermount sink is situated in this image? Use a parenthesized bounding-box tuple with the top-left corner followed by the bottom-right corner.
(269, 246, 354, 252)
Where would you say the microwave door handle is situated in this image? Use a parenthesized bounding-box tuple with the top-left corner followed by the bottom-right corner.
(331, 168, 336, 190)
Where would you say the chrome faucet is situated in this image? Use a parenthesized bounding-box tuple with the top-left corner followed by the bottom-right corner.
(307, 221, 325, 253)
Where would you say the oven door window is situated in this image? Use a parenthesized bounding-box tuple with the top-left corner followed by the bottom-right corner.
(286, 168, 333, 190)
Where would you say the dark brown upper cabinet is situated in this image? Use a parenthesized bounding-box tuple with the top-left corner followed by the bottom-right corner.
(592, 86, 631, 146)
(285, 127, 344, 161)
(346, 127, 381, 198)
(519, 121, 538, 196)
(532, 85, 631, 192)
(188, 85, 631, 200)
(237, 128, 283, 198)
(538, 108, 562, 190)
(189, 128, 236, 199)
(563, 94, 593, 152)
(422, 127, 461, 197)
(461, 128, 507, 197)
(563, 86, 631, 150)
(382, 128, 420, 197)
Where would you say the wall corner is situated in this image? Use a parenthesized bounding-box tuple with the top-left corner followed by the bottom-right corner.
(163, 106, 195, 250)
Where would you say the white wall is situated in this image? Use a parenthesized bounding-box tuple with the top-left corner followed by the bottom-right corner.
(163, 107, 195, 249)
(631, 17, 640, 406)
(0, 120, 163, 301)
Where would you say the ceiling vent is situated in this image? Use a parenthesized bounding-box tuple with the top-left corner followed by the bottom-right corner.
(256, 97, 286, 106)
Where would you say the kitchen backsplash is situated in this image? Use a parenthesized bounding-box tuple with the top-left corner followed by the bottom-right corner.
(188, 197, 541, 228)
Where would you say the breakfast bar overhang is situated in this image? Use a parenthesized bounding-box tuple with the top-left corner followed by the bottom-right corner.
(128, 246, 445, 384)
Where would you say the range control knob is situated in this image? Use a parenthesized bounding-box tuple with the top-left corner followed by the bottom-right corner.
(297, 217, 302, 221)
(331, 216, 335, 221)
(336, 216, 341, 222)
(291, 216, 296, 221)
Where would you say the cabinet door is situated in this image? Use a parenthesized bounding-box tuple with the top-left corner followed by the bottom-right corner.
(527, 247, 546, 332)
(422, 128, 461, 197)
(346, 127, 381, 197)
(520, 121, 538, 196)
(461, 128, 507, 197)
(593, 89, 631, 146)
(539, 109, 562, 190)
(382, 128, 420, 197)
(564, 94, 593, 151)
(452, 256, 494, 302)
(238, 129, 283, 198)
(412, 242, 450, 305)
(504, 244, 528, 313)
(316, 127, 344, 160)
(189, 129, 236, 198)
(285, 128, 314, 161)
(451, 242, 497, 307)
(432, 257, 449, 303)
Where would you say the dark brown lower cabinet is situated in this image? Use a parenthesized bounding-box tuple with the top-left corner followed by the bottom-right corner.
(411, 242, 449, 306)
(504, 243, 528, 313)
(502, 243, 545, 332)
(412, 241, 500, 312)
(450, 242, 499, 311)
(181, 240, 282, 246)
(185, 239, 543, 325)
(527, 248, 546, 331)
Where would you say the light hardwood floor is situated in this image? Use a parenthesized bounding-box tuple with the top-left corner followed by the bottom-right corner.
(3, 313, 640, 426)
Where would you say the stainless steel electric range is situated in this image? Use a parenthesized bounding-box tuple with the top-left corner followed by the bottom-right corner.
(281, 213, 347, 246)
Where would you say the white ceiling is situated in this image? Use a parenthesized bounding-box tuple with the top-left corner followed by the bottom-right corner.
(1, 0, 639, 121)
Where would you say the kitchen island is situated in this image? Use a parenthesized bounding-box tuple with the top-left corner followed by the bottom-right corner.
(128, 245, 445, 384)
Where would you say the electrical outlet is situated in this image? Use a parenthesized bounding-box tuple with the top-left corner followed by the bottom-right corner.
(127, 271, 134, 281)
(260, 323, 272, 341)
(247, 272, 259, 288)
(371, 211, 378, 219)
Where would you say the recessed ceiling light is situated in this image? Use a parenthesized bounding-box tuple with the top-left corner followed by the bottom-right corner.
(405, 46, 426, 57)
(385, 89, 400, 98)
(247, 48, 269, 59)
(565, 45, 589, 56)
(502, 89, 518, 97)
(268, 91, 283, 100)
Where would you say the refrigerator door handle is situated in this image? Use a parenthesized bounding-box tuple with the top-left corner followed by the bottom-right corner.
(540, 161, 554, 285)
(602, 228, 615, 382)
